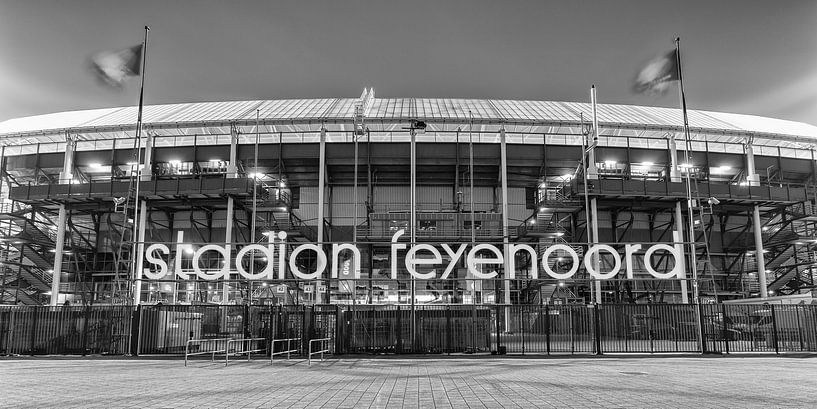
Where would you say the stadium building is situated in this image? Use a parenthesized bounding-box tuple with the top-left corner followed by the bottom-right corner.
(2, 89, 817, 308)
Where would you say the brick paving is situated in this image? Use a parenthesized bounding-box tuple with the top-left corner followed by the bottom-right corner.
(1, 356, 816, 408)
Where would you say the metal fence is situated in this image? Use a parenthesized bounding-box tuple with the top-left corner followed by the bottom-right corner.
(0, 305, 131, 355)
(1, 303, 815, 356)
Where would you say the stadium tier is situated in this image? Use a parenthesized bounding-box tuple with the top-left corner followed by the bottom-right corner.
(2, 91, 817, 306)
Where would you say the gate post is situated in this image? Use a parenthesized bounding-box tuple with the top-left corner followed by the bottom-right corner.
(130, 304, 141, 356)
(445, 305, 451, 355)
(495, 304, 502, 354)
(243, 304, 250, 339)
(593, 304, 602, 356)
(396, 305, 402, 353)
(335, 304, 341, 354)
(722, 304, 730, 354)
(770, 304, 780, 354)
(544, 304, 550, 356)
(81, 306, 90, 356)
(697, 303, 707, 354)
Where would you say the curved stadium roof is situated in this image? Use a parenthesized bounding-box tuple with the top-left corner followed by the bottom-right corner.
(1, 98, 816, 149)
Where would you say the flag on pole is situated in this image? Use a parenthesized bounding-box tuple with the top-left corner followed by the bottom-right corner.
(89, 44, 143, 88)
(633, 49, 679, 95)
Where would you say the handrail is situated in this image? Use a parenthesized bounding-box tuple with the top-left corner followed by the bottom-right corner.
(225, 337, 266, 366)
(270, 337, 301, 365)
(184, 337, 230, 367)
(308, 337, 331, 365)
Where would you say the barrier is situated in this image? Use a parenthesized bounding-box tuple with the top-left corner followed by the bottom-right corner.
(184, 338, 229, 366)
(308, 337, 331, 365)
(225, 337, 266, 366)
(270, 337, 301, 364)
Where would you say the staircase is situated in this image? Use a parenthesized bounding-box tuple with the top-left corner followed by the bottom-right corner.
(759, 201, 817, 295)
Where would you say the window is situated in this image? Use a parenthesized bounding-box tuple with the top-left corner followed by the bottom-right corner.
(464, 221, 482, 230)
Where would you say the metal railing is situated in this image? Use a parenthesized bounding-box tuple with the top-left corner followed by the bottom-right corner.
(225, 337, 266, 366)
(184, 337, 229, 366)
(270, 337, 301, 364)
(308, 337, 331, 365)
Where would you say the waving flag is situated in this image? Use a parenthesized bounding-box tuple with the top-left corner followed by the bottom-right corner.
(633, 49, 679, 95)
(89, 44, 143, 88)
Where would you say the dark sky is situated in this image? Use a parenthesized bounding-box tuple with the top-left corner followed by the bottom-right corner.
(1, 0, 815, 125)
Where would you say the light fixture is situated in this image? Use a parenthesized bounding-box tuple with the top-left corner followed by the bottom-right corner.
(539, 207, 546, 212)
(89, 163, 102, 169)
(529, 219, 536, 225)
(562, 173, 573, 180)
(184, 246, 194, 255)
(604, 160, 616, 167)
(126, 161, 138, 166)
(169, 160, 181, 165)
(641, 161, 655, 167)
(555, 232, 565, 237)
(279, 180, 287, 188)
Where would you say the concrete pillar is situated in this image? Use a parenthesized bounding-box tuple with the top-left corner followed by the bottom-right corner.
(590, 198, 602, 303)
(675, 202, 689, 303)
(746, 144, 759, 186)
(669, 133, 681, 182)
(141, 132, 153, 181)
(317, 127, 327, 304)
(317, 128, 326, 243)
(222, 196, 234, 304)
(753, 205, 768, 298)
(50, 133, 75, 306)
(228, 123, 238, 178)
(746, 142, 768, 297)
(410, 125, 417, 347)
(587, 87, 600, 180)
(132, 203, 148, 304)
(500, 128, 512, 327)
(222, 124, 238, 304)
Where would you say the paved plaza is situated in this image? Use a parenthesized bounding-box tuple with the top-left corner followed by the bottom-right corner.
(1, 355, 816, 408)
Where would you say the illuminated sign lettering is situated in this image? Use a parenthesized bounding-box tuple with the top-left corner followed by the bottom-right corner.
(143, 230, 684, 281)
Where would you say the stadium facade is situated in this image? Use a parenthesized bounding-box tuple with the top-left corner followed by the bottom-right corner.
(2, 89, 817, 308)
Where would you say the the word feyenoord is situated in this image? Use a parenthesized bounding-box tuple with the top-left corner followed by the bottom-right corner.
(143, 230, 684, 281)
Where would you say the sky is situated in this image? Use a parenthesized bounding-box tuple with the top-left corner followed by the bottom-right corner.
(1, 0, 815, 125)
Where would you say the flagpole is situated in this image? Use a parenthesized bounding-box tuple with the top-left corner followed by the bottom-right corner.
(675, 37, 705, 353)
(131, 25, 150, 304)
(674, 37, 699, 306)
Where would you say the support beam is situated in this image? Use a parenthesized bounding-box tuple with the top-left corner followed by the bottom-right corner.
(753, 205, 768, 298)
(746, 142, 768, 297)
(132, 202, 147, 304)
(141, 132, 154, 181)
(222, 196, 234, 304)
(51, 133, 75, 306)
(590, 197, 601, 303)
(317, 127, 327, 304)
(410, 123, 417, 350)
(669, 133, 681, 182)
(500, 128, 511, 328)
(675, 202, 689, 303)
(228, 123, 238, 178)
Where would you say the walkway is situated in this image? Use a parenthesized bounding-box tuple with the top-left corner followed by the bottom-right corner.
(1, 356, 815, 408)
